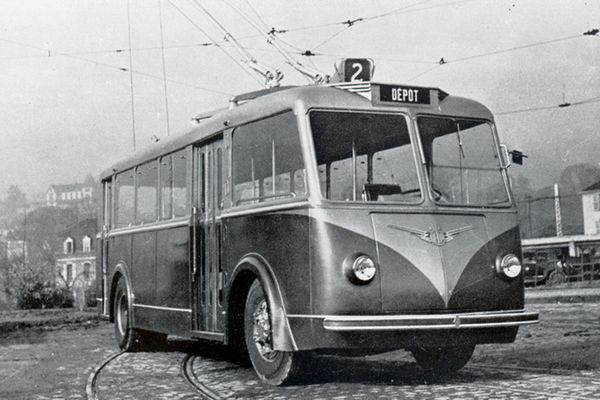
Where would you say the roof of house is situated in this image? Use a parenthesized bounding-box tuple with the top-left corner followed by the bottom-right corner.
(583, 181, 600, 193)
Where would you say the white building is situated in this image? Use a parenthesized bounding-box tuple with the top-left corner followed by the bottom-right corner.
(581, 182, 600, 235)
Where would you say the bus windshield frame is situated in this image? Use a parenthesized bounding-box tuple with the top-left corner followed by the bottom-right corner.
(308, 109, 423, 204)
(417, 115, 512, 208)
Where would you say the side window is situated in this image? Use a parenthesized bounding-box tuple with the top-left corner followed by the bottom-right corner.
(136, 161, 158, 224)
(172, 150, 188, 217)
(217, 148, 223, 208)
(115, 169, 135, 228)
(232, 111, 305, 205)
(160, 155, 173, 219)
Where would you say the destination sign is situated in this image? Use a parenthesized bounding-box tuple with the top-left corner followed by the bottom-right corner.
(379, 84, 431, 105)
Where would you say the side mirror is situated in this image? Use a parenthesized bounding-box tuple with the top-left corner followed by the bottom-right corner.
(510, 149, 527, 165)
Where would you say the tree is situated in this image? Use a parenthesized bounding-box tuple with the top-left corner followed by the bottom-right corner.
(0, 185, 27, 220)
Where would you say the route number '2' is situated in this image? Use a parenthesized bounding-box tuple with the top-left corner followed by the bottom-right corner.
(351, 63, 363, 81)
(343, 58, 372, 82)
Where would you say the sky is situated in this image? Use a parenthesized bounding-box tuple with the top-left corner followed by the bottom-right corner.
(0, 0, 599, 197)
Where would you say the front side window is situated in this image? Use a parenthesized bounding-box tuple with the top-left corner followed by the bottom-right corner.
(418, 117, 509, 206)
(311, 111, 420, 203)
(232, 112, 306, 205)
(115, 169, 135, 228)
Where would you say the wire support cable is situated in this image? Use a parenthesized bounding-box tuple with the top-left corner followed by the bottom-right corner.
(126, 0, 137, 152)
(496, 94, 600, 116)
(157, 0, 171, 136)
(0, 37, 231, 95)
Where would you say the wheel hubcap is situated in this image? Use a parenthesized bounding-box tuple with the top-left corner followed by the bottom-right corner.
(117, 294, 128, 337)
(252, 299, 276, 360)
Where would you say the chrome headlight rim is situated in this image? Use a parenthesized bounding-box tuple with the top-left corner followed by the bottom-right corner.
(344, 253, 377, 284)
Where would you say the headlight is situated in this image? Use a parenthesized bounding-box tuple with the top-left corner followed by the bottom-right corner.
(345, 254, 377, 284)
(496, 254, 522, 278)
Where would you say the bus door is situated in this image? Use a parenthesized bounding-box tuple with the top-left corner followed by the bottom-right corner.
(100, 179, 112, 316)
(192, 138, 224, 336)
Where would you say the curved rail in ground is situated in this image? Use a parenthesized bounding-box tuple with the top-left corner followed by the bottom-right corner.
(85, 350, 126, 400)
(180, 354, 224, 400)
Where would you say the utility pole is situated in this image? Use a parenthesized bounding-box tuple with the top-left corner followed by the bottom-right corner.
(554, 183, 563, 237)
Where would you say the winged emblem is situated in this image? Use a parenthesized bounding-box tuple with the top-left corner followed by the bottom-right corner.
(387, 224, 473, 246)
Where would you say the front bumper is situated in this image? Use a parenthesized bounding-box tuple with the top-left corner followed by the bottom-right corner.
(322, 309, 539, 331)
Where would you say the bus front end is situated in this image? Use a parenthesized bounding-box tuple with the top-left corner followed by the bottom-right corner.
(289, 83, 538, 373)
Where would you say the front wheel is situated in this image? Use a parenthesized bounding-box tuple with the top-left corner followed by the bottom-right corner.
(411, 344, 475, 375)
(244, 280, 306, 385)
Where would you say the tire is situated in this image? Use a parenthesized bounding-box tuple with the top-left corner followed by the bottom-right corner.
(411, 343, 475, 375)
(244, 280, 306, 385)
(547, 270, 566, 286)
(113, 278, 166, 352)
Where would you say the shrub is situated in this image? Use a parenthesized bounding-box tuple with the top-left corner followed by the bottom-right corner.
(18, 281, 74, 309)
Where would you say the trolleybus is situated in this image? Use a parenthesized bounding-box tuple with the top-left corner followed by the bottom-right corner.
(97, 75, 539, 385)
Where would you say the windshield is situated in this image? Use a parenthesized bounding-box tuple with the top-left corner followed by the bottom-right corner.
(310, 111, 421, 203)
(418, 116, 510, 206)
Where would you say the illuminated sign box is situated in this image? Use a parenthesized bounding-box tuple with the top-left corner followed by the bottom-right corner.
(371, 83, 439, 107)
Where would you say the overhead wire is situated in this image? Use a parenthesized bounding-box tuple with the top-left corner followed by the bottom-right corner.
(166, 0, 265, 87)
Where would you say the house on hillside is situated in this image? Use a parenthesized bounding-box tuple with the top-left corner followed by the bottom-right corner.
(46, 175, 96, 208)
(55, 218, 97, 307)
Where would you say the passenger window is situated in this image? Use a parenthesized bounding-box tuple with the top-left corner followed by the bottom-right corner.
(160, 155, 173, 219)
(115, 169, 135, 228)
(172, 150, 188, 217)
(136, 161, 158, 224)
(232, 111, 306, 205)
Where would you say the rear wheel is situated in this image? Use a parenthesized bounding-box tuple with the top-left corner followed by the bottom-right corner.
(113, 278, 166, 351)
(411, 343, 475, 375)
(244, 280, 306, 385)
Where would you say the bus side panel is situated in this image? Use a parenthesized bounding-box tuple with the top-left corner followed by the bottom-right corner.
(156, 226, 190, 308)
(224, 212, 310, 315)
(153, 226, 191, 336)
(107, 234, 132, 307)
(130, 232, 156, 330)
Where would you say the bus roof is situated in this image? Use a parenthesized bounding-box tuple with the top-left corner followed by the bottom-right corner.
(100, 83, 493, 180)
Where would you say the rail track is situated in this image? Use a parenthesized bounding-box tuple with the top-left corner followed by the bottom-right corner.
(180, 354, 224, 400)
(84, 350, 599, 400)
(85, 350, 126, 400)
